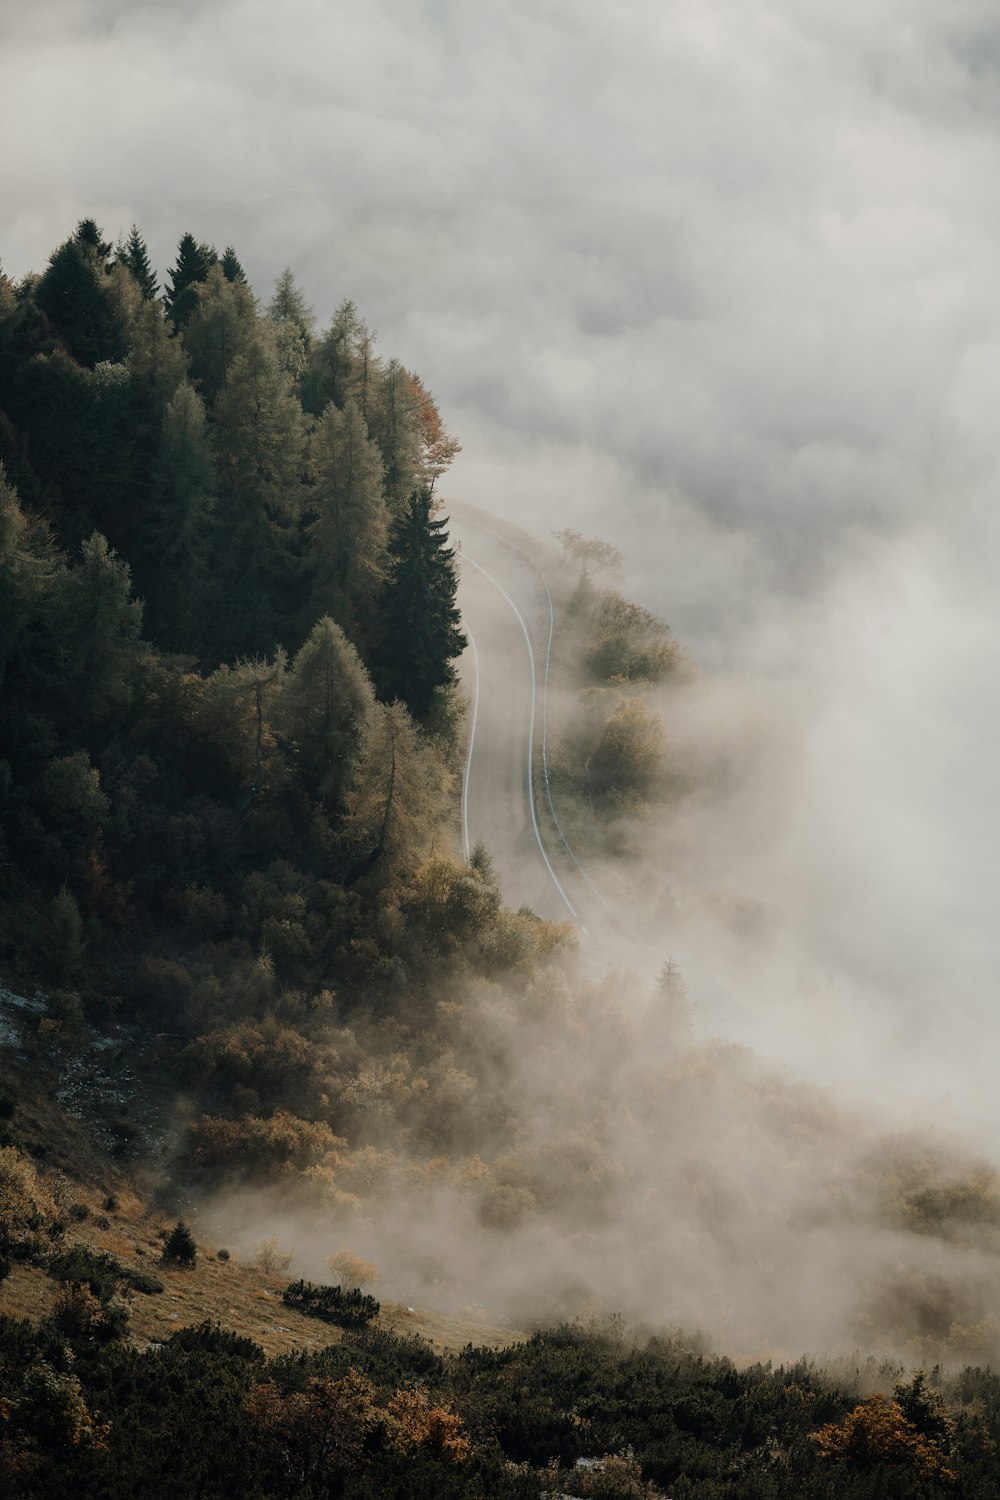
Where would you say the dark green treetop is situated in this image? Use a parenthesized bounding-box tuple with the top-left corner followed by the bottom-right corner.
(120, 224, 159, 300)
(165, 233, 215, 327)
(371, 487, 466, 719)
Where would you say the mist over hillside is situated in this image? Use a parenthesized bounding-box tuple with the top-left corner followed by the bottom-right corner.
(3, 10, 1000, 1495)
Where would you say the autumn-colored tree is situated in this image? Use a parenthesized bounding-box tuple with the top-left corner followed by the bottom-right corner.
(406, 370, 461, 495)
(811, 1394, 956, 1483)
(589, 696, 666, 804)
(384, 1387, 471, 1464)
(246, 1371, 379, 1488)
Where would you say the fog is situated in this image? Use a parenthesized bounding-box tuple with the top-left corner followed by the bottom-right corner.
(5, 0, 1000, 1353)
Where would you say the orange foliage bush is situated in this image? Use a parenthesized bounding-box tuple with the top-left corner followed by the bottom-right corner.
(811, 1394, 956, 1483)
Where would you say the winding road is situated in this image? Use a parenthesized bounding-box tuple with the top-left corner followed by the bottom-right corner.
(452, 505, 600, 933)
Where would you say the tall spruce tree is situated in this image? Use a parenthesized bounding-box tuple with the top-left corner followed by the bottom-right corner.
(220, 246, 247, 284)
(371, 488, 466, 719)
(165, 233, 214, 328)
(35, 238, 124, 368)
(120, 225, 159, 300)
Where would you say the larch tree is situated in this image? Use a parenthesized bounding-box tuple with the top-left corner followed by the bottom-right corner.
(303, 299, 377, 417)
(0, 464, 56, 691)
(61, 532, 146, 719)
(342, 699, 449, 879)
(211, 327, 306, 655)
(277, 616, 375, 805)
(368, 357, 422, 514)
(371, 488, 466, 720)
(307, 397, 389, 640)
(183, 264, 258, 405)
(148, 382, 218, 648)
(268, 268, 314, 389)
(406, 371, 461, 495)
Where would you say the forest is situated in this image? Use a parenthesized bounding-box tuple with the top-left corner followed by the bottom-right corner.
(6, 221, 1000, 1496)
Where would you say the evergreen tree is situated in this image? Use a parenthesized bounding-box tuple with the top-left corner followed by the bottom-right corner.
(220, 246, 247, 284)
(120, 224, 159, 300)
(35, 238, 124, 368)
(165, 233, 214, 328)
(211, 329, 306, 656)
(62, 532, 145, 719)
(182, 263, 258, 404)
(371, 488, 466, 719)
(277, 616, 375, 805)
(147, 382, 217, 649)
(307, 397, 388, 639)
(0, 463, 56, 691)
(74, 218, 112, 266)
(126, 296, 188, 409)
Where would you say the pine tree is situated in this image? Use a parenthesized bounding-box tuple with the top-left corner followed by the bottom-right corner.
(165, 233, 214, 327)
(120, 224, 159, 300)
(371, 488, 466, 719)
(307, 398, 388, 639)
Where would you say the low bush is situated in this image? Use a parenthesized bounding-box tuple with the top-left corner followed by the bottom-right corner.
(281, 1279, 380, 1327)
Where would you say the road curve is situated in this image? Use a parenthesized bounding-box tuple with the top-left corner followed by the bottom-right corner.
(455, 532, 580, 926)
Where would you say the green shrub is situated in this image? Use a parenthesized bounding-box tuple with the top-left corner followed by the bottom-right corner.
(282, 1279, 380, 1327)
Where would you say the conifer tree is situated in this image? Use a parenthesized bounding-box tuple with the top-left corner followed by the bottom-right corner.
(277, 616, 375, 805)
(120, 224, 159, 300)
(302, 299, 376, 416)
(371, 489, 466, 719)
(307, 398, 388, 639)
(74, 218, 112, 267)
(165, 233, 213, 327)
(62, 532, 145, 718)
(126, 297, 188, 410)
(148, 382, 217, 648)
(268, 268, 313, 337)
(35, 238, 124, 368)
(220, 246, 247, 285)
(183, 264, 258, 404)
(368, 357, 421, 512)
(211, 329, 306, 656)
(0, 463, 56, 690)
(342, 699, 448, 878)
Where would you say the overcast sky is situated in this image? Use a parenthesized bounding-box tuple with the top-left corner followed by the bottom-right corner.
(4, 0, 1000, 1126)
